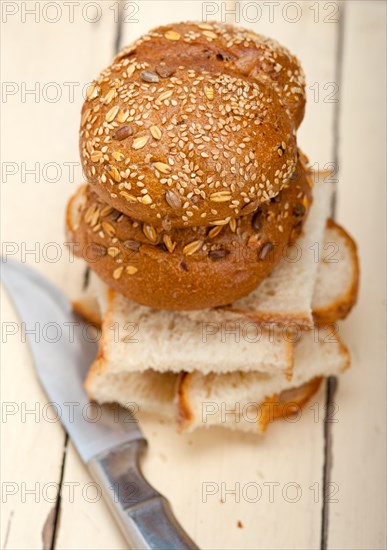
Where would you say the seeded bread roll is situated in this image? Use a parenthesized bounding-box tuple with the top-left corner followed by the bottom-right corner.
(67, 160, 312, 310)
(80, 21, 301, 229)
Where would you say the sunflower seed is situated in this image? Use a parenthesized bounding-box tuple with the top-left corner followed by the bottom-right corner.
(292, 203, 306, 218)
(155, 64, 175, 78)
(183, 240, 203, 255)
(113, 125, 133, 141)
(258, 242, 274, 260)
(241, 201, 258, 216)
(126, 265, 138, 275)
(123, 240, 140, 251)
(162, 217, 172, 231)
(165, 189, 182, 209)
(252, 208, 263, 230)
(141, 70, 160, 83)
(209, 249, 229, 261)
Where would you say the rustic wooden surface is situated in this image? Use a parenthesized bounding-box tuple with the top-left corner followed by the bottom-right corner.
(1, 1, 385, 549)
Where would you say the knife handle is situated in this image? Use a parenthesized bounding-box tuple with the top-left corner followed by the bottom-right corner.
(87, 439, 198, 550)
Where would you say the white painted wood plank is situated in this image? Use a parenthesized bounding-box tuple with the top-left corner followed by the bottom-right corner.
(235, 0, 339, 165)
(1, 3, 118, 548)
(327, 2, 386, 549)
(110, 4, 339, 549)
(1, 3, 347, 550)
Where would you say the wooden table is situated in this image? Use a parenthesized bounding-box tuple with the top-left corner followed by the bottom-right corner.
(1, 2, 386, 549)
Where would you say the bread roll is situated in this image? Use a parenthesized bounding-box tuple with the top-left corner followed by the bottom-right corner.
(80, 21, 303, 228)
(67, 158, 312, 310)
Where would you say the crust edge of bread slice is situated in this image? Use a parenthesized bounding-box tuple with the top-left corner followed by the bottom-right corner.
(313, 219, 360, 325)
(175, 328, 350, 433)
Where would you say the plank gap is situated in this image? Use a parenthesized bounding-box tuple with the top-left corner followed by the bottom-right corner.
(48, 433, 69, 550)
(2, 510, 14, 550)
(321, 377, 339, 550)
(321, 4, 346, 549)
(114, 0, 124, 54)
(331, 0, 346, 218)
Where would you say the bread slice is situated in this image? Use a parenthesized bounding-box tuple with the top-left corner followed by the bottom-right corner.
(94, 288, 294, 376)
(176, 326, 350, 433)
(85, 327, 349, 434)
(72, 268, 107, 327)
(181, 178, 333, 329)
(85, 363, 178, 422)
(313, 219, 359, 324)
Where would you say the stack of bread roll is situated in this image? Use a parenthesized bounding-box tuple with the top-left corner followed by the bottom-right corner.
(67, 22, 359, 434)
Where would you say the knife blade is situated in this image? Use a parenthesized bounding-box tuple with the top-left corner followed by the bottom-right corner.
(1, 258, 198, 550)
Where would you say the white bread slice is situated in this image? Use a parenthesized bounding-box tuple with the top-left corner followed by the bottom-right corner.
(95, 289, 294, 376)
(85, 364, 178, 422)
(72, 268, 107, 326)
(313, 219, 359, 324)
(176, 326, 350, 433)
(85, 327, 349, 434)
(181, 178, 332, 328)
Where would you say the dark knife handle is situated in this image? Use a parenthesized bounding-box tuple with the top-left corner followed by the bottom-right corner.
(87, 439, 198, 550)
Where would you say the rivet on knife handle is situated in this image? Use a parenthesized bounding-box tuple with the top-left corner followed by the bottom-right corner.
(87, 439, 198, 550)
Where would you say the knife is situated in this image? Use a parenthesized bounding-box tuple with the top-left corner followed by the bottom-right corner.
(1, 258, 198, 550)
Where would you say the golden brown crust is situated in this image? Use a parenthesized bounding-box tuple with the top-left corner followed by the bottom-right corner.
(80, 21, 304, 228)
(72, 300, 101, 328)
(68, 159, 312, 310)
(259, 377, 323, 432)
(313, 219, 360, 325)
(175, 372, 193, 430)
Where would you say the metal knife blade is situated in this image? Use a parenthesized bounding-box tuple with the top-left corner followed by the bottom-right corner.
(1, 258, 198, 549)
(1, 258, 143, 462)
